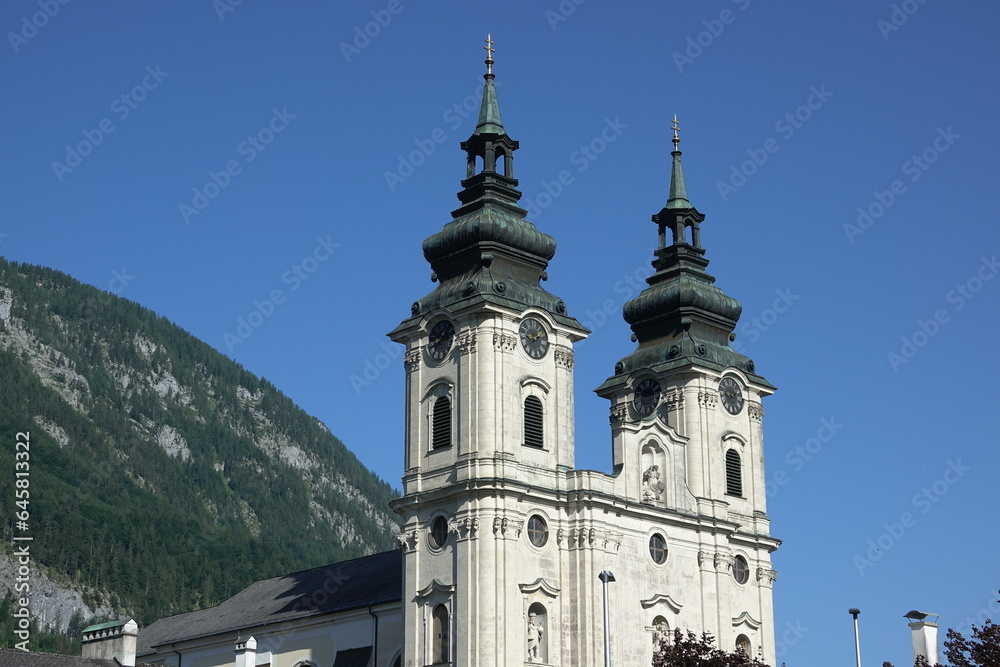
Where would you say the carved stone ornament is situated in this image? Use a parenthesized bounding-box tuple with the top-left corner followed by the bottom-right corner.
(554, 347, 575, 368)
(404, 349, 421, 372)
(698, 390, 718, 408)
(451, 517, 480, 540)
(494, 332, 517, 352)
(458, 332, 477, 355)
(493, 515, 523, 539)
(697, 550, 706, 566)
(748, 402, 764, 422)
(756, 567, 778, 585)
(641, 464, 666, 502)
(609, 404, 628, 424)
(663, 390, 684, 412)
(396, 529, 420, 551)
(556, 528, 565, 545)
(714, 552, 733, 571)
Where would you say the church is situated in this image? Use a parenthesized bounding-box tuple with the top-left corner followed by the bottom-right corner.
(122, 37, 780, 667)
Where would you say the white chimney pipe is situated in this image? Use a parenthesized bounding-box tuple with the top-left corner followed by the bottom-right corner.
(904, 610, 939, 665)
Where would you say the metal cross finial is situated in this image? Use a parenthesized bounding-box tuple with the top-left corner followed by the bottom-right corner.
(671, 114, 681, 150)
(484, 33, 495, 75)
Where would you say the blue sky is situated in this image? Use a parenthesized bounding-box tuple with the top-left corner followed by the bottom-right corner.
(2, 1, 998, 665)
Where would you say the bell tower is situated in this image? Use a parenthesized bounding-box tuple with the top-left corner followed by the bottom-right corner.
(389, 36, 588, 667)
(595, 116, 780, 661)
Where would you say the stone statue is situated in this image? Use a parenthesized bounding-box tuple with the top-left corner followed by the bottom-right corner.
(653, 620, 670, 646)
(527, 612, 544, 662)
(642, 464, 665, 501)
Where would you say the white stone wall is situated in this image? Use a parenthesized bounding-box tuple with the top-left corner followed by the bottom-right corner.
(394, 304, 779, 667)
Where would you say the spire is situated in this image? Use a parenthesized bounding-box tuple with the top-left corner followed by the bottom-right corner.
(392, 34, 584, 336)
(664, 115, 691, 209)
(475, 33, 504, 136)
(594, 118, 769, 388)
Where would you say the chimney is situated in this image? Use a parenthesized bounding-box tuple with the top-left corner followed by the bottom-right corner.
(904, 610, 940, 665)
(235, 635, 257, 667)
(81, 618, 138, 666)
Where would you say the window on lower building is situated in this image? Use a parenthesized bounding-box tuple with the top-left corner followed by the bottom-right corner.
(725, 449, 743, 497)
(432, 604, 450, 664)
(524, 395, 544, 448)
(432, 397, 451, 449)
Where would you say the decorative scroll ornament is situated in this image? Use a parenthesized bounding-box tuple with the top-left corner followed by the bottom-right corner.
(494, 332, 517, 352)
(404, 349, 421, 372)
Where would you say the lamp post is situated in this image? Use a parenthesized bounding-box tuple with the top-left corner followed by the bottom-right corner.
(599, 570, 615, 667)
(849, 608, 862, 667)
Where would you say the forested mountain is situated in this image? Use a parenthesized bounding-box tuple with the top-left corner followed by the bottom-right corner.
(0, 258, 399, 629)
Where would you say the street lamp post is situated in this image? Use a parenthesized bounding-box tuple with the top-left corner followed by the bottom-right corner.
(849, 608, 862, 667)
(599, 571, 616, 667)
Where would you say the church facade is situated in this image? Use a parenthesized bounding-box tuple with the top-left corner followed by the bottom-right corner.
(134, 40, 779, 667)
(386, 40, 779, 667)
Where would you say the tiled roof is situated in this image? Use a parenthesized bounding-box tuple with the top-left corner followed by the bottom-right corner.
(137, 549, 401, 657)
(0, 649, 156, 667)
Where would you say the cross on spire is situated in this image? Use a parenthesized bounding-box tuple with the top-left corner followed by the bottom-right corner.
(484, 33, 495, 75)
(671, 114, 681, 151)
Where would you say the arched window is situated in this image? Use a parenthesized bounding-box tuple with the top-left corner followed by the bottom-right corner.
(432, 604, 450, 664)
(432, 397, 451, 450)
(524, 395, 544, 448)
(725, 449, 742, 497)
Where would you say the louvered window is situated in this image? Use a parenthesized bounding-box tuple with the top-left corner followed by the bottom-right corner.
(524, 395, 544, 448)
(432, 397, 451, 450)
(725, 449, 743, 497)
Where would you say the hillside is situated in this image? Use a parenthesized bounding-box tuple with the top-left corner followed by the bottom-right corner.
(0, 258, 399, 628)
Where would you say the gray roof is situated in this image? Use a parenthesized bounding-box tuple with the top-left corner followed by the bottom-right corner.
(0, 649, 157, 667)
(138, 550, 402, 657)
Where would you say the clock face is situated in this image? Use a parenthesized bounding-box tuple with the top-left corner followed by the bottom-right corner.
(633, 378, 661, 415)
(427, 320, 455, 361)
(518, 317, 549, 359)
(719, 377, 744, 415)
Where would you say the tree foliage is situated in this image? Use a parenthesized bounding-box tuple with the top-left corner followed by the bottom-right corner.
(0, 258, 401, 640)
(654, 629, 775, 667)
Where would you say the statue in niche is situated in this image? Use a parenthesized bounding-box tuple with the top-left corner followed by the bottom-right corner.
(642, 464, 665, 502)
(527, 612, 544, 662)
(653, 619, 670, 646)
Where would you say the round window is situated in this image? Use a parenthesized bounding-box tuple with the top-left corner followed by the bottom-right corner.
(429, 516, 448, 550)
(527, 515, 548, 547)
(648, 533, 667, 564)
(733, 555, 749, 584)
